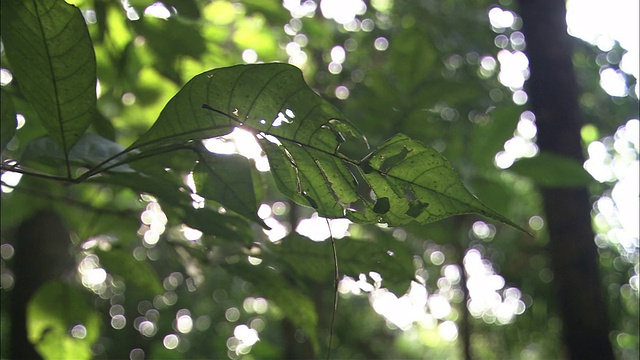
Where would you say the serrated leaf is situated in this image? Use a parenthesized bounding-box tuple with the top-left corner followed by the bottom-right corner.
(193, 152, 267, 227)
(27, 281, 100, 360)
(509, 152, 593, 188)
(1, 0, 96, 164)
(1, 89, 17, 150)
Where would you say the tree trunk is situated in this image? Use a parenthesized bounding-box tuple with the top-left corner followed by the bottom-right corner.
(516, 1, 614, 359)
(10, 210, 74, 359)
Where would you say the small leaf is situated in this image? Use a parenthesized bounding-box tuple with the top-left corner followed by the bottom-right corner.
(21, 134, 133, 173)
(184, 207, 254, 246)
(1, 0, 96, 159)
(1, 89, 17, 150)
(96, 249, 163, 300)
(27, 281, 100, 360)
(406, 200, 429, 218)
(193, 152, 267, 227)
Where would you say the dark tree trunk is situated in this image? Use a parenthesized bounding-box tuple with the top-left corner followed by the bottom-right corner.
(516, 1, 614, 359)
(10, 210, 74, 360)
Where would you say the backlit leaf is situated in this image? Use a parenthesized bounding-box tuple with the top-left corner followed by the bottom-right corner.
(27, 281, 100, 360)
(1, 0, 96, 165)
(134, 63, 524, 232)
(193, 152, 266, 227)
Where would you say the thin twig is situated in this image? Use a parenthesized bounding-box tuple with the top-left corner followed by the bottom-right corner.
(326, 218, 339, 360)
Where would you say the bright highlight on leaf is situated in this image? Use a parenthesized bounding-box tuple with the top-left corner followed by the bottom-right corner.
(132, 63, 524, 232)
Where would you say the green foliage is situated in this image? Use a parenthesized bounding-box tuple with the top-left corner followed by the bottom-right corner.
(1, 0, 636, 359)
(96, 248, 164, 300)
(266, 233, 414, 296)
(1, 0, 96, 171)
(1, 89, 16, 150)
(509, 152, 594, 187)
(26, 281, 100, 360)
(193, 152, 266, 227)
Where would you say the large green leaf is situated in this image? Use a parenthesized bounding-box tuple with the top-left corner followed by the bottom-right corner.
(1, 0, 96, 166)
(27, 281, 101, 360)
(134, 63, 524, 232)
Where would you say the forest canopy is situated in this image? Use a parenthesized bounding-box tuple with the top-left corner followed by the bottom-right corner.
(0, 0, 638, 359)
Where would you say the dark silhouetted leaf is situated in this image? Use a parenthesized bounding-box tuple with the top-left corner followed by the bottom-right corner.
(193, 152, 266, 227)
(1, 0, 96, 161)
(266, 233, 415, 296)
(22, 134, 133, 173)
(1, 89, 16, 150)
(184, 207, 254, 246)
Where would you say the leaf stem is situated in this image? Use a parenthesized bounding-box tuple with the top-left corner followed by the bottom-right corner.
(326, 218, 339, 360)
(1, 163, 80, 184)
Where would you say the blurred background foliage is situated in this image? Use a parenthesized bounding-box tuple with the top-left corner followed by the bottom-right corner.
(1, 0, 638, 359)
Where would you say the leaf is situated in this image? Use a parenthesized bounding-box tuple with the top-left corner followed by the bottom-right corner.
(351, 134, 526, 233)
(266, 233, 415, 295)
(96, 249, 164, 300)
(184, 207, 254, 246)
(509, 152, 594, 188)
(21, 134, 133, 173)
(193, 152, 267, 227)
(27, 281, 100, 360)
(129, 63, 362, 152)
(226, 262, 320, 352)
(1, 89, 17, 150)
(134, 63, 524, 232)
(1, 0, 96, 163)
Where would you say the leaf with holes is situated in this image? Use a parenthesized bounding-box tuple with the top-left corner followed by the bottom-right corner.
(349, 134, 525, 231)
(133, 63, 525, 232)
